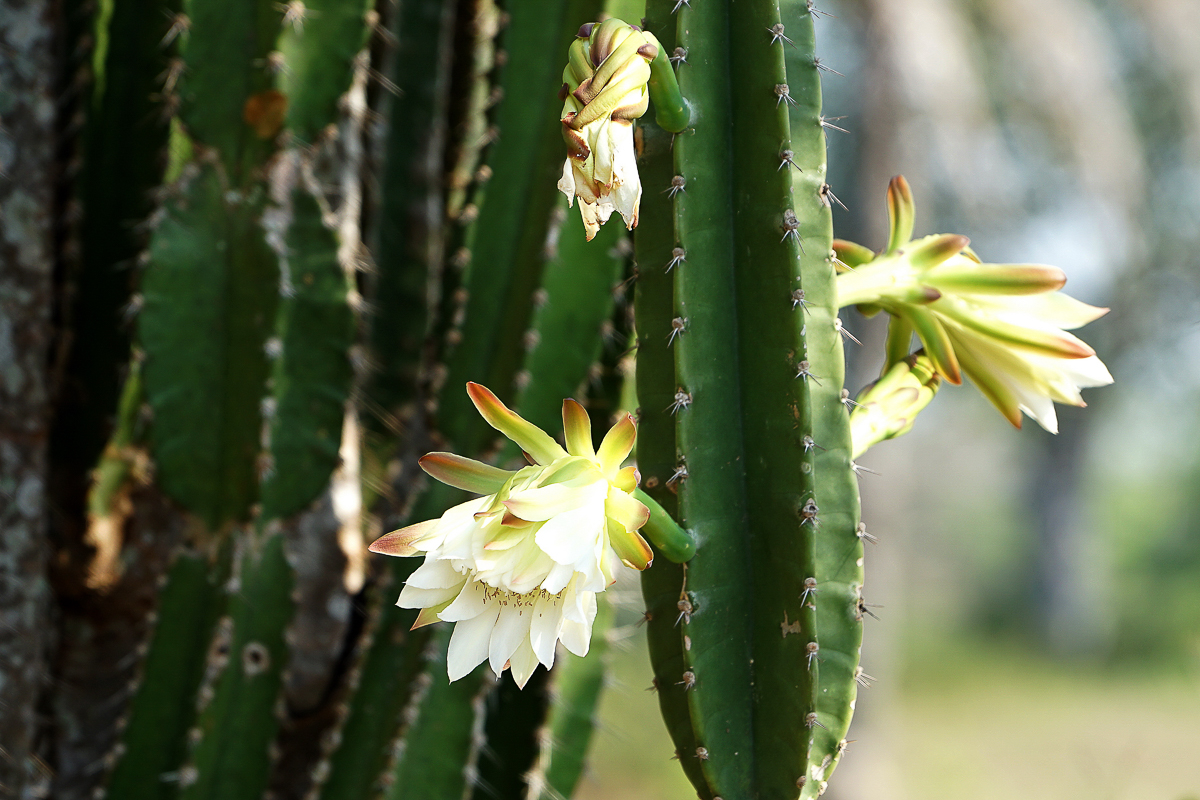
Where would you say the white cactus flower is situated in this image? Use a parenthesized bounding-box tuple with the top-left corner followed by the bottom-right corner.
(369, 383, 651, 687)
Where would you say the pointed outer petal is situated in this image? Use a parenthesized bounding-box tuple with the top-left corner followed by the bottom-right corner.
(902, 233, 970, 271)
(832, 239, 877, 269)
(610, 89, 650, 122)
(561, 120, 590, 161)
(560, 618, 593, 658)
(504, 481, 599, 522)
(562, 398, 595, 458)
(588, 19, 632, 69)
(438, 580, 491, 622)
(884, 314, 916, 372)
(558, 159, 577, 206)
(935, 299, 1096, 359)
(419, 453, 513, 495)
(1052, 353, 1113, 389)
(976, 291, 1109, 331)
(596, 413, 636, 474)
(369, 518, 441, 557)
(406, 558, 466, 590)
(534, 503, 607, 566)
(960, 245, 983, 263)
(398, 582, 463, 611)
(529, 591, 564, 667)
(411, 602, 452, 630)
(600, 545, 620, 586)
(542, 562, 576, 596)
(482, 524, 531, 551)
(509, 640, 542, 689)
(901, 306, 962, 384)
(855, 302, 884, 318)
(612, 465, 639, 494)
(927, 262, 1067, 296)
(605, 486, 650, 531)
(951, 334, 1024, 429)
(447, 605, 501, 681)
(565, 36, 594, 87)
(607, 517, 653, 570)
(466, 383, 567, 465)
(488, 604, 530, 677)
(565, 589, 597, 641)
(886, 175, 916, 253)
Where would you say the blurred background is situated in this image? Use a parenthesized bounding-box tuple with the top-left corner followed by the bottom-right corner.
(578, 0, 1200, 798)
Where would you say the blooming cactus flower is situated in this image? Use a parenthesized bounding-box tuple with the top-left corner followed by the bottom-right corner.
(835, 176, 1113, 434)
(558, 19, 660, 241)
(368, 383, 652, 687)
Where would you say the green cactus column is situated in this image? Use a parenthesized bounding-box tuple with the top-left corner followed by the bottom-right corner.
(636, 0, 862, 798)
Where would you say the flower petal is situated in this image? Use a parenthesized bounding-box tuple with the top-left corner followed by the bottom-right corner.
(607, 517, 653, 570)
(439, 580, 490, 622)
(488, 604, 529, 677)
(419, 453, 513, 495)
(509, 639, 541, 688)
(530, 592, 563, 667)
(612, 465, 639, 493)
(596, 413, 636, 474)
(901, 306, 961, 384)
(535, 503, 606, 567)
(406, 558, 465, 590)
(562, 398, 595, 458)
(605, 486, 650, 531)
(466, 383, 567, 465)
(886, 175, 915, 253)
(447, 606, 500, 681)
(368, 518, 441, 557)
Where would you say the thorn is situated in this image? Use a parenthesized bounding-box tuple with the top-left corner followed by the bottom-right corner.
(768, 23, 795, 46)
(670, 47, 688, 65)
(781, 209, 805, 250)
(665, 175, 686, 197)
(857, 600, 882, 621)
(854, 667, 876, 688)
(677, 671, 696, 690)
(695, 747, 709, 761)
(820, 183, 849, 211)
(808, 0, 834, 18)
(806, 641, 820, 669)
(814, 57, 843, 76)
(667, 317, 687, 346)
(278, 1, 315, 32)
(800, 498, 820, 527)
(820, 115, 849, 134)
(802, 435, 825, 453)
(794, 360, 821, 384)
(801, 576, 818, 604)
(774, 83, 796, 107)
(778, 149, 801, 172)
(850, 461, 879, 478)
(666, 247, 686, 272)
(805, 712, 827, 730)
(792, 289, 809, 312)
(675, 596, 693, 625)
(856, 522, 878, 544)
(672, 0, 690, 12)
(667, 389, 692, 415)
(161, 12, 190, 47)
(840, 388, 861, 409)
(666, 463, 688, 487)
(834, 317, 862, 345)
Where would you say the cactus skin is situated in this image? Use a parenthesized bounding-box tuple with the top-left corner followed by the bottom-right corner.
(140, 163, 279, 530)
(103, 547, 231, 800)
(260, 186, 355, 520)
(634, 0, 862, 797)
(780, 5, 864, 794)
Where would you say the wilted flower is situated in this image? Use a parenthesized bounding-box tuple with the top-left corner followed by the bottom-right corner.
(835, 176, 1113, 434)
(369, 383, 651, 687)
(558, 19, 660, 241)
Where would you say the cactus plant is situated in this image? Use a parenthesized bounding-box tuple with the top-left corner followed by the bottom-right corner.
(24, 1, 1114, 799)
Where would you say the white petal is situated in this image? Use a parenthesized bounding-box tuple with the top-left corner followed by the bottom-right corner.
(541, 562, 575, 595)
(508, 639, 541, 689)
(406, 558, 464, 590)
(488, 604, 529, 677)
(447, 605, 500, 681)
(557, 159, 576, 206)
(398, 581, 462, 610)
(438, 579, 490, 622)
(560, 618, 591, 658)
(529, 592, 563, 667)
(535, 503, 606, 567)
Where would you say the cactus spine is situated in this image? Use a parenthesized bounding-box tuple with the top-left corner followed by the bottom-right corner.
(635, 0, 862, 797)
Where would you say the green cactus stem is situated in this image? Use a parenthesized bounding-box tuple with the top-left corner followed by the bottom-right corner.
(633, 0, 863, 797)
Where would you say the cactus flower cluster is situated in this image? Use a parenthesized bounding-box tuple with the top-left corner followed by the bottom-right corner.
(836, 176, 1113, 434)
(557, 20, 661, 240)
(370, 383, 651, 686)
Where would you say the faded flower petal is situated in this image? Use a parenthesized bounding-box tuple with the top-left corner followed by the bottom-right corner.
(368, 384, 649, 687)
